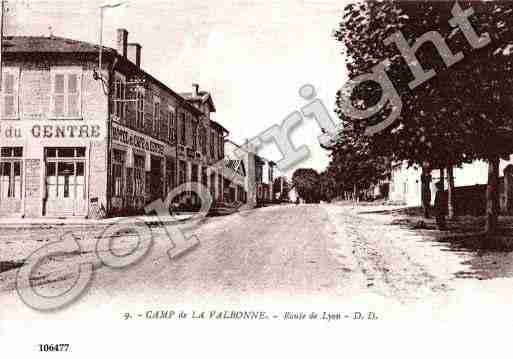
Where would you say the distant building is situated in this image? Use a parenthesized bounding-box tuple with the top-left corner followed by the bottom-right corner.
(224, 140, 276, 207)
(388, 159, 513, 207)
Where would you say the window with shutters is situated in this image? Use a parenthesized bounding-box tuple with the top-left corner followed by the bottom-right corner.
(0, 68, 19, 119)
(136, 89, 145, 129)
(180, 112, 186, 145)
(51, 68, 82, 119)
(112, 73, 126, 122)
(200, 126, 207, 155)
(218, 133, 224, 159)
(168, 107, 176, 143)
(210, 131, 216, 158)
(192, 120, 198, 152)
(153, 97, 161, 135)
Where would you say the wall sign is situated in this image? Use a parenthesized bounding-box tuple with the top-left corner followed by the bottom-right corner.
(112, 123, 165, 155)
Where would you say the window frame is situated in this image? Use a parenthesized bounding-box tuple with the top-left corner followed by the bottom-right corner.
(112, 72, 126, 123)
(0, 67, 20, 120)
(191, 119, 198, 152)
(168, 106, 176, 144)
(112, 149, 126, 198)
(153, 96, 161, 135)
(180, 112, 186, 146)
(0, 147, 23, 200)
(210, 130, 215, 158)
(133, 154, 146, 197)
(135, 88, 145, 129)
(50, 67, 83, 120)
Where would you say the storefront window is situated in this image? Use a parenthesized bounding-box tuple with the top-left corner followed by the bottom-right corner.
(202, 166, 208, 187)
(112, 150, 125, 197)
(45, 147, 85, 202)
(218, 174, 222, 201)
(134, 155, 145, 197)
(166, 158, 176, 193)
(179, 161, 187, 185)
(126, 168, 134, 196)
(191, 164, 199, 183)
(0, 147, 22, 199)
(210, 173, 216, 199)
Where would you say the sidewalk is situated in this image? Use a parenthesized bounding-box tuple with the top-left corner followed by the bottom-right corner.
(0, 213, 195, 228)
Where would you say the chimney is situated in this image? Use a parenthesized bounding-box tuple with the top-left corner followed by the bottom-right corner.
(116, 28, 129, 58)
(128, 43, 142, 68)
(192, 83, 199, 97)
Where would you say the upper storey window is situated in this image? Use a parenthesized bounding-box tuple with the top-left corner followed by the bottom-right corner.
(153, 97, 161, 134)
(51, 67, 82, 119)
(0, 68, 19, 119)
(112, 73, 126, 122)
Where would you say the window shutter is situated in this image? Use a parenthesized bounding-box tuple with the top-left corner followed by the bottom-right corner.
(54, 74, 65, 117)
(67, 74, 80, 117)
(3, 73, 16, 117)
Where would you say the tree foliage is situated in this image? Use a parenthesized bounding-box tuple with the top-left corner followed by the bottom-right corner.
(334, 0, 513, 166)
(292, 168, 321, 203)
(332, 0, 513, 232)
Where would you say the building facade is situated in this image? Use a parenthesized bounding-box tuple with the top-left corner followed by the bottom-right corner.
(388, 159, 513, 207)
(0, 30, 231, 218)
(224, 140, 276, 207)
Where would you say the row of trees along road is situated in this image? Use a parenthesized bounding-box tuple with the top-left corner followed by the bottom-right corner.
(327, 0, 513, 234)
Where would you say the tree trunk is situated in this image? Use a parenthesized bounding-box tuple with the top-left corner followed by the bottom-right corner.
(421, 165, 432, 219)
(353, 184, 357, 204)
(447, 166, 456, 219)
(485, 156, 500, 234)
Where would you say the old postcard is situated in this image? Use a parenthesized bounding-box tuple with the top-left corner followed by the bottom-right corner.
(1, 0, 512, 357)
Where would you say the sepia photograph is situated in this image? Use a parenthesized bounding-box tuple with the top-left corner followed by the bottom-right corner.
(1, 0, 513, 357)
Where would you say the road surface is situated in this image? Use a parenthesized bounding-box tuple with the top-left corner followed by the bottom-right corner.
(1, 204, 512, 321)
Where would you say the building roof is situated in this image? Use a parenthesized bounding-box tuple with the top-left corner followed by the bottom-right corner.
(226, 140, 276, 166)
(179, 90, 217, 113)
(225, 159, 246, 177)
(2, 36, 206, 116)
(2, 35, 111, 54)
(211, 120, 229, 135)
(3, 35, 232, 135)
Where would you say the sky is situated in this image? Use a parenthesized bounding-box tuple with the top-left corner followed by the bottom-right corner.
(6, 0, 349, 176)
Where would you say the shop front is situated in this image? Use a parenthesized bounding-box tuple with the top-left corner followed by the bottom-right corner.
(44, 147, 87, 217)
(0, 147, 23, 217)
(111, 123, 167, 215)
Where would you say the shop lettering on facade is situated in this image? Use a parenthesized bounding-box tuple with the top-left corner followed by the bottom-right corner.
(112, 124, 165, 155)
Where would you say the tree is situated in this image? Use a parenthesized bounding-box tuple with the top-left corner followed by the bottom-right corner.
(335, 0, 513, 233)
(292, 168, 321, 203)
(319, 170, 337, 202)
(323, 131, 389, 202)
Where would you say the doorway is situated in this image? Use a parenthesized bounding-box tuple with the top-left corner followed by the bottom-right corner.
(44, 147, 86, 216)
